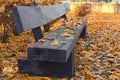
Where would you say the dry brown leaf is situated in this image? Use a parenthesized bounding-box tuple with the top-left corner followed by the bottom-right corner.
(61, 33, 70, 38)
(61, 31, 74, 40)
(109, 75, 120, 80)
(38, 39, 46, 42)
(89, 78, 94, 80)
(3, 66, 14, 74)
(113, 71, 120, 77)
(60, 41, 66, 44)
(51, 39, 60, 46)
(0, 6, 5, 13)
(70, 31, 76, 34)
(43, 37, 54, 40)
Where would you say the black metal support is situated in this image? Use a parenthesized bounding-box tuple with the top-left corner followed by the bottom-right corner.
(80, 25, 86, 38)
(80, 18, 87, 38)
(61, 14, 67, 20)
(32, 27, 43, 42)
(71, 49, 75, 77)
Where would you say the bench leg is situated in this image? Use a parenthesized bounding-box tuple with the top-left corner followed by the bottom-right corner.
(32, 27, 43, 42)
(80, 24, 86, 38)
(61, 14, 67, 19)
(18, 52, 74, 78)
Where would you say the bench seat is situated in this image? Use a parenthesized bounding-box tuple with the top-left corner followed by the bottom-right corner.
(28, 22, 86, 62)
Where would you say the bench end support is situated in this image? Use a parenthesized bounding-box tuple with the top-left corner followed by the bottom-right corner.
(32, 27, 43, 42)
(80, 18, 87, 38)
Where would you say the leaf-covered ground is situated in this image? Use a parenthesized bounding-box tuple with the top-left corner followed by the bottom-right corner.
(0, 12, 120, 80)
(74, 13, 120, 80)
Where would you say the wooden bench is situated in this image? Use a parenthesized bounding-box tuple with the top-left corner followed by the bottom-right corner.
(12, 3, 87, 78)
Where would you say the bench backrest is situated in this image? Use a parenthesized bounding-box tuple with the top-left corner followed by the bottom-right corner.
(12, 3, 70, 41)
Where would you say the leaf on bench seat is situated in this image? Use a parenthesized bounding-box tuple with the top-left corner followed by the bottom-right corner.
(64, 29, 76, 35)
(60, 41, 66, 44)
(43, 37, 54, 40)
(61, 33, 74, 40)
(60, 29, 75, 40)
(61, 32, 70, 38)
(66, 26, 75, 30)
(51, 39, 60, 46)
(38, 39, 46, 42)
(70, 31, 76, 35)
(38, 37, 54, 42)
(66, 36, 74, 40)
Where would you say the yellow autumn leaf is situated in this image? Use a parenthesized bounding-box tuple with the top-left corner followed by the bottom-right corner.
(70, 31, 76, 35)
(84, 55, 90, 59)
(38, 39, 46, 42)
(109, 75, 120, 80)
(51, 39, 60, 46)
(113, 71, 120, 77)
(3, 66, 14, 73)
(89, 78, 95, 80)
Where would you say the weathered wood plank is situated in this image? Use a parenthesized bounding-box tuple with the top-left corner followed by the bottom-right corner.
(28, 20, 86, 62)
(18, 52, 74, 78)
(12, 3, 70, 33)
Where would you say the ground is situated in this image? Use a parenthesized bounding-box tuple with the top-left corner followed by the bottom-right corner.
(0, 12, 120, 80)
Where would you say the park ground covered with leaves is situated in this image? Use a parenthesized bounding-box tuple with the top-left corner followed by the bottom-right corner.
(0, 12, 120, 80)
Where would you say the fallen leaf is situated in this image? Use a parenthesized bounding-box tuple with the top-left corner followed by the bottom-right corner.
(38, 39, 46, 42)
(51, 39, 60, 46)
(109, 75, 120, 80)
(70, 31, 76, 34)
(3, 66, 14, 74)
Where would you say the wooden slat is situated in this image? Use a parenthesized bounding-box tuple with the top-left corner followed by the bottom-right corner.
(27, 20, 86, 62)
(12, 3, 70, 33)
(18, 52, 74, 78)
